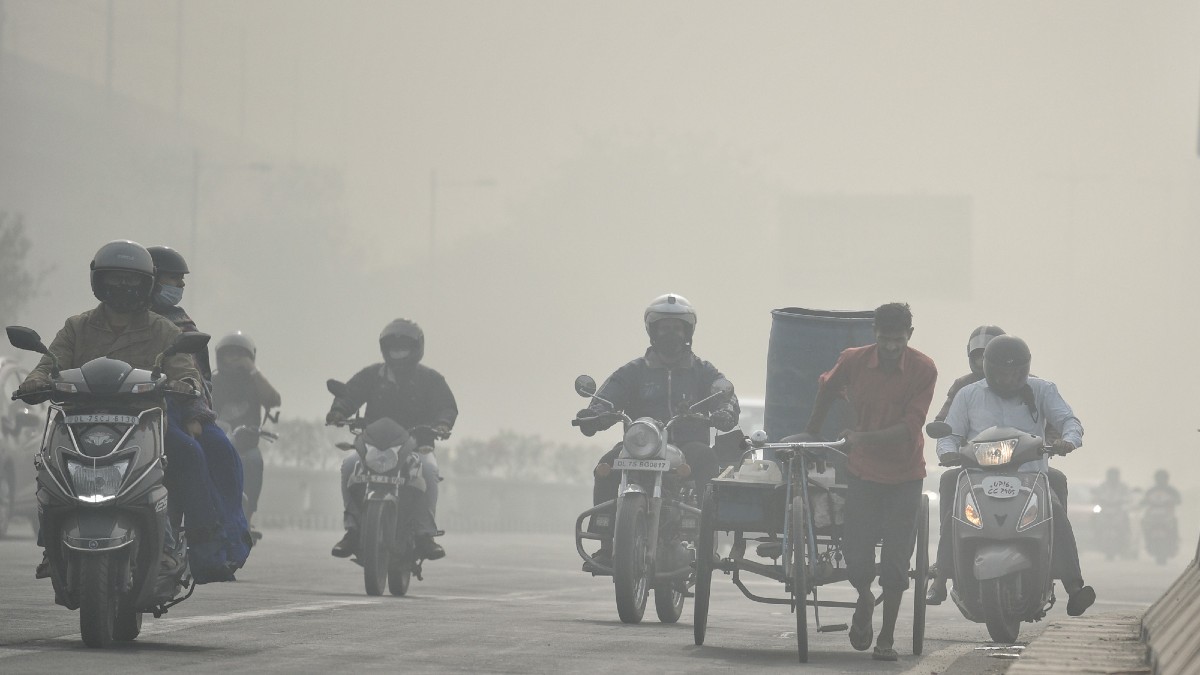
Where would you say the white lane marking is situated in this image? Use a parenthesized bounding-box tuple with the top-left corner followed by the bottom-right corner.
(0, 599, 379, 658)
(138, 599, 379, 636)
(899, 642, 976, 675)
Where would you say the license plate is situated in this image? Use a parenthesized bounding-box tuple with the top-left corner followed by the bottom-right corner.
(613, 458, 670, 472)
(65, 414, 139, 425)
(981, 476, 1022, 499)
(368, 475, 405, 485)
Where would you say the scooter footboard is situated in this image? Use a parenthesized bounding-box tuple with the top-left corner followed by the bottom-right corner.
(973, 543, 1033, 581)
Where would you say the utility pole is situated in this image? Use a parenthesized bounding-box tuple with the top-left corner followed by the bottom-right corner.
(190, 148, 201, 279)
(105, 0, 115, 98)
(175, 0, 184, 117)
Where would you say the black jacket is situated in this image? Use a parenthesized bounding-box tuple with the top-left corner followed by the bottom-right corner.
(330, 363, 458, 442)
(585, 349, 739, 446)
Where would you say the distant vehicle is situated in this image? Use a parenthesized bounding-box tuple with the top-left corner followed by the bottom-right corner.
(0, 356, 41, 537)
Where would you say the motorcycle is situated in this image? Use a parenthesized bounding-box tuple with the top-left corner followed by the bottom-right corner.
(1141, 492, 1179, 565)
(6, 325, 210, 648)
(1090, 490, 1135, 560)
(572, 374, 732, 624)
(326, 379, 447, 597)
(927, 421, 1067, 644)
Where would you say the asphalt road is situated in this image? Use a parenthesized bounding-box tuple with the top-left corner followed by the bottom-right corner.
(0, 525, 1181, 674)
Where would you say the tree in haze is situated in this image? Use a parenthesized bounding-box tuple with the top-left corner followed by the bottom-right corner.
(0, 213, 43, 327)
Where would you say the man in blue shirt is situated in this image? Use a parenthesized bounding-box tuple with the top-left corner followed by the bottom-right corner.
(935, 335, 1095, 616)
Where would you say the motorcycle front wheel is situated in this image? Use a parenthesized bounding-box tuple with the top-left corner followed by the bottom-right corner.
(361, 500, 396, 596)
(613, 493, 650, 624)
(79, 552, 119, 648)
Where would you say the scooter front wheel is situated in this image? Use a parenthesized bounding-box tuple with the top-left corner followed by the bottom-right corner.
(79, 553, 119, 648)
(982, 576, 1022, 644)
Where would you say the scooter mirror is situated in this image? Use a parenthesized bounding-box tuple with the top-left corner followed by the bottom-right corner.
(925, 421, 953, 439)
(6, 326, 48, 355)
(574, 375, 597, 398)
(164, 331, 211, 357)
(326, 379, 349, 398)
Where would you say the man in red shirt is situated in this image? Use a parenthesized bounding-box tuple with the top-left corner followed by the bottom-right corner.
(804, 302, 937, 662)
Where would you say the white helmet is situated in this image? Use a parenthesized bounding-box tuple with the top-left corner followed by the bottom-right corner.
(644, 293, 697, 340)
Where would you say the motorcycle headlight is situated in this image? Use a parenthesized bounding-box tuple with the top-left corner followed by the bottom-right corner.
(1092, 504, 1102, 514)
(364, 444, 400, 473)
(1018, 493, 1040, 530)
(623, 421, 662, 460)
(79, 425, 122, 458)
(66, 459, 130, 503)
(962, 491, 983, 529)
(973, 438, 1018, 466)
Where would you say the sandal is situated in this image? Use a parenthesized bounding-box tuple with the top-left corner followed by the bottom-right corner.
(848, 592, 875, 651)
(872, 644, 899, 661)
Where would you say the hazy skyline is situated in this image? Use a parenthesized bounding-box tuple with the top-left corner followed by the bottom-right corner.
(2, 0, 1199, 488)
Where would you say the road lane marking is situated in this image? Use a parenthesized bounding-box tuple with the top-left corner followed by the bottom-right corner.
(0, 599, 379, 658)
(900, 642, 976, 674)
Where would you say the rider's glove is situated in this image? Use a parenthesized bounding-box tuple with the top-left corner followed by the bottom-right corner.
(709, 410, 737, 432)
(162, 379, 198, 395)
(574, 408, 605, 437)
(325, 410, 347, 426)
(1051, 439, 1077, 454)
(15, 376, 51, 399)
(938, 450, 965, 467)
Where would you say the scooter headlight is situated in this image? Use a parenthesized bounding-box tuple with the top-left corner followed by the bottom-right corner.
(1017, 493, 1040, 530)
(622, 421, 662, 460)
(364, 444, 401, 473)
(66, 459, 130, 503)
(1092, 504, 1102, 514)
(962, 491, 983, 529)
(973, 438, 1018, 466)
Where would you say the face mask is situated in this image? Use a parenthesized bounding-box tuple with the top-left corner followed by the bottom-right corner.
(387, 349, 413, 361)
(155, 284, 184, 307)
(103, 286, 148, 313)
(651, 334, 687, 358)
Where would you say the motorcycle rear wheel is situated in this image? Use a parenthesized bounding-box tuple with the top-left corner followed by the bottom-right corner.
(79, 553, 119, 648)
(982, 577, 1022, 644)
(693, 487, 716, 645)
(613, 493, 650, 624)
(654, 583, 684, 623)
(361, 500, 396, 597)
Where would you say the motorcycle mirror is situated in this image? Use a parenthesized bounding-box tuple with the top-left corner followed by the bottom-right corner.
(6, 326, 48, 354)
(574, 375, 597, 398)
(163, 331, 211, 357)
(925, 421, 953, 439)
(327, 379, 349, 398)
(749, 429, 769, 447)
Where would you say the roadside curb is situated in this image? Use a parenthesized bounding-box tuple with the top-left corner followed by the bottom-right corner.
(1007, 612, 1149, 674)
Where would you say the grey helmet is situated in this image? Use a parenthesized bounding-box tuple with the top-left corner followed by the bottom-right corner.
(644, 293, 697, 341)
(216, 331, 257, 361)
(967, 325, 1006, 375)
(147, 246, 190, 275)
(89, 240, 156, 313)
(379, 318, 424, 366)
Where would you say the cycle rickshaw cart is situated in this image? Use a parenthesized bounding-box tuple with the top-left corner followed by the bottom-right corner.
(692, 432, 930, 662)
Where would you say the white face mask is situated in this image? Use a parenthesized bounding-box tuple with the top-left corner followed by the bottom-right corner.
(387, 349, 413, 361)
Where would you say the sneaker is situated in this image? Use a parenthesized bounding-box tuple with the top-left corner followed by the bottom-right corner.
(416, 536, 445, 561)
(35, 552, 51, 579)
(926, 579, 948, 605)
(1066, 585, 1096, 616)
(583, 546, 612, 573)
(848, 591, 875, 651)
(331, 529, 358, 558)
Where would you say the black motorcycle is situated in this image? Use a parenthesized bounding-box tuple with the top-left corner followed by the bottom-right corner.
(7, 326, 209, 648)
(573, 374, 732, 624)
(326, 379, 446, 596)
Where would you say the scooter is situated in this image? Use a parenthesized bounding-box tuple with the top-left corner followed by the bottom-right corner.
(7, 326, 209, 648)
(927, 421, 1066, 643)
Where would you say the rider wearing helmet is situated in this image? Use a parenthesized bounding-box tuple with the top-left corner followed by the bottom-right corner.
(935, 335, 1096, 616)
(325, 319, 458, 561)
(573, 294, 740, 571)
(16, 240, 228, 579)
(212, 331, 281, 540)
(147, 245, 211, 383)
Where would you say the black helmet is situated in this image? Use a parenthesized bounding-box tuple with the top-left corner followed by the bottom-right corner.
(89, 240, 156, 313)
(147, 246, 190, 275)
(216, 331, 257, 361)
(379, 319, 424, 366)
(982, 335, 1031, 398)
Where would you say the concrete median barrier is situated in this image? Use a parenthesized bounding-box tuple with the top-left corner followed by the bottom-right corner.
(1141, 532, 1200, 675)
